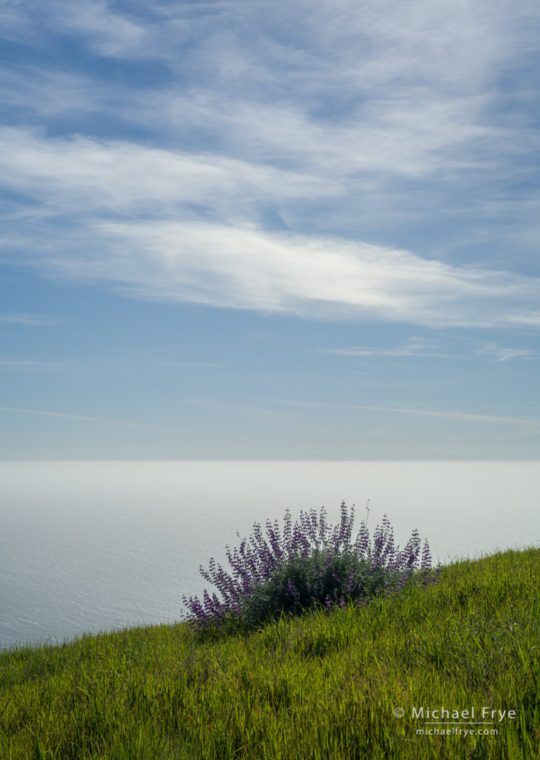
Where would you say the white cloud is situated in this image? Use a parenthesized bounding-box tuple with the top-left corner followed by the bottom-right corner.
(0, 128, 338, 219)
(4, 1, 537, 187)
(4, 217, 535, 328)
(2, 2, 538, 243)
(158, 92, 498, 180)
(0, 126, 539, 329)
(1, 1, 540, 333)
(120, 0, 539, 189)
(88, 222, 540, 328)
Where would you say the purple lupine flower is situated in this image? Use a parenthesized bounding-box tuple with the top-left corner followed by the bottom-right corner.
(421, 540, 432, 569)
(182, 503, 440, 629)
(354, 522, 370, 556)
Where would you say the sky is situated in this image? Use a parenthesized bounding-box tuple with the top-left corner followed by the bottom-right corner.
(1, 0, 539, 460)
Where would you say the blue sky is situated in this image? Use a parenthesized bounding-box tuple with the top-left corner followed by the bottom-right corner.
(1, 0, 539, 459)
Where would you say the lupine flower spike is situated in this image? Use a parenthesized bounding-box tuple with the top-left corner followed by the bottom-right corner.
(182, 503, 439, 630)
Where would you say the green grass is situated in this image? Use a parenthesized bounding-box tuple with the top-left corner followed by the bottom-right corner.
(1, 548, 538, 759)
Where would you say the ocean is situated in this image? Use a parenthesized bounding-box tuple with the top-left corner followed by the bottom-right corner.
(1, 460, 538, 650)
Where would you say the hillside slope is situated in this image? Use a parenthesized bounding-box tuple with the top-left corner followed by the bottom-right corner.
(1, 548, 538, 759)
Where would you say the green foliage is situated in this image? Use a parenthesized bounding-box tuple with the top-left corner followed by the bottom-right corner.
(240, 549, 392, 628)
(1, 547, 538, 759)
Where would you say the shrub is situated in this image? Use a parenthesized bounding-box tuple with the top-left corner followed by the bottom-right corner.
(182, 502, 440, 631)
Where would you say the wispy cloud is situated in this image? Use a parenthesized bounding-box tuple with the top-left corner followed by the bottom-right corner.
(1, 0, 539, 333)
(0, 128, 337, 219)
(182, 398, 288, 420)
(324, 338, 537, 362)
(2, 202, 539, 327)
(15, 218, 538, 328)
(0, 0, 147, 57)
(0, 360, 42, 368)
(506, 312, 540, 328)
(0, 68, 106, 120)
(49, 0, 147, 58)
(0, 406, 163, 430)
(1, 0, 539, 458)
(476, 343, 536, 362)
(157, 361, 221, 368)
(0, 313, 59, 327)
(275, 400, 540, 428)
(323, 338, 456, 359)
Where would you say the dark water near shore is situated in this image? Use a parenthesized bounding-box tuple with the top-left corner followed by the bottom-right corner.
(1, 461, 538, 650)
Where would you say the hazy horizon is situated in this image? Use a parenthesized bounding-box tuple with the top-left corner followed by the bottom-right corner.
(2, 460, 538, 649)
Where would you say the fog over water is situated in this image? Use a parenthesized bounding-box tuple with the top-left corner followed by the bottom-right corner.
(1, 461, 538, 650)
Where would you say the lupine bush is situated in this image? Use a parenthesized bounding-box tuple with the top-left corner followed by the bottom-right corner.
(183, 502, 441, 631)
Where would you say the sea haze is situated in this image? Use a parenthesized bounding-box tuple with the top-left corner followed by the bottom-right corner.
(1, 461, 538, 650)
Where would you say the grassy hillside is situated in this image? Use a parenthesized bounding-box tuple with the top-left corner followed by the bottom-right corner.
(1, 548, 538, 759)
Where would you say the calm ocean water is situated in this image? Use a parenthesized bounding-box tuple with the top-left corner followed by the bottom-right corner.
(1, 461, 538, 650)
